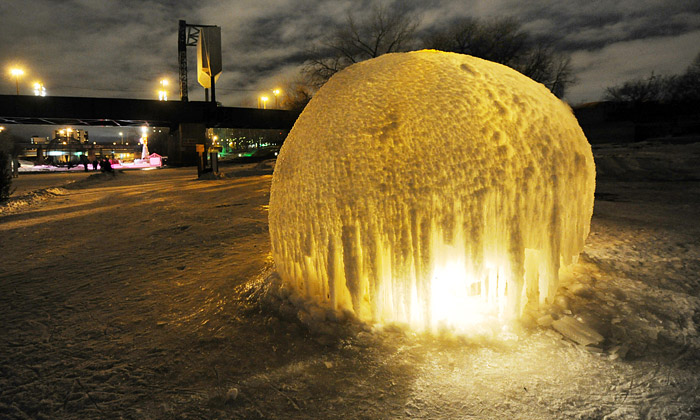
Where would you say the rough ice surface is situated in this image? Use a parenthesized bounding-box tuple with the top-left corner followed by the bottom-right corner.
(269, 50, 595, 332)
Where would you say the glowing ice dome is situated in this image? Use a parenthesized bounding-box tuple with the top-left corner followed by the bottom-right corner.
(269, 50, 595, 332)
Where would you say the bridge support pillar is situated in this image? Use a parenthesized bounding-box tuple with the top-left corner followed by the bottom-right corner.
(169, 122, 207, 166)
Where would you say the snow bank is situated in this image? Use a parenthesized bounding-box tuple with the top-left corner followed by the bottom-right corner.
(269, 50, 595, 332)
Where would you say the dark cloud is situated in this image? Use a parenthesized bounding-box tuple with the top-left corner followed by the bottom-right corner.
(1, 0, 699, 110)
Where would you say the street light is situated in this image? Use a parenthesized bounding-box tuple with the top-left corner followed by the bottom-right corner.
(119, 131, 124, 145)
(10, 68, 24, 95)
(272, 89, 281, 108)
(33, 82, 46, 96)
(158, 79, 168, 101)
(260, 95, 269, 109)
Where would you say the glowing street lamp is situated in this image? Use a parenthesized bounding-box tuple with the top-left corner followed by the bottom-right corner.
(33, 82, 46, 96)
(119, 131, 124, 145)
(260, 95, 269, 109)
(272, 88, 281, 108)
(10, 68, 24, 95)
(158, 79, 168, 101)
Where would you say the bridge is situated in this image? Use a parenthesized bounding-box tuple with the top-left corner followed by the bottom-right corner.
(0, 94, 300, 164)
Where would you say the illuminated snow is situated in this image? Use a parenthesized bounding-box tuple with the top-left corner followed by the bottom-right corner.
(269, 50, 595, 332)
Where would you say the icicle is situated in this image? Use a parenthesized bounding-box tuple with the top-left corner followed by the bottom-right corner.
(269, 50, 595, 333)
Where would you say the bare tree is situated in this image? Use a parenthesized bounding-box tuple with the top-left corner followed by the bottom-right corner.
(426, 17, 528, 66)
(604, 73, 667, 103)
(666, 52, 700, 102)
(518, 42, 575, 98)
(305, 3, 419, 87)
(279, 77, 316, 113)
(425, 18, 575, 98)
(604, 52, 700, 104)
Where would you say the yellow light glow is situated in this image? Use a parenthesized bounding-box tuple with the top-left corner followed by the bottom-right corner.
(272, 89, 280, 96)
(32, 81, 46, 97)
(10, 68, 24, 77)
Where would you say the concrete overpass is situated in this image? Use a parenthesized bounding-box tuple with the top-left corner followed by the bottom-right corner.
(0, 94, 300, 164)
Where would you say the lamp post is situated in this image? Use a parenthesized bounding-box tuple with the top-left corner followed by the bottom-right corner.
(10, 68, 24, 95)
(119, 132, 124, 145)
(272, 89, 281, 109)
(260, 95, 269, 109)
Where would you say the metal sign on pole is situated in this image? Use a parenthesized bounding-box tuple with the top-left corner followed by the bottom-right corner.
(197, 26, 222, 104)
(178, 21, 221, 103)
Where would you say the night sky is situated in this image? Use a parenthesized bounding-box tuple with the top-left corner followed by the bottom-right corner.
(1, 0, 699, 140)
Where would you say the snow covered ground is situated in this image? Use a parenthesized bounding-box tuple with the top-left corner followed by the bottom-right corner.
(1, 143, 699, 419)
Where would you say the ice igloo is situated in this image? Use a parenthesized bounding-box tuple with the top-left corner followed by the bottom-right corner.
(269, 50, 595, 332)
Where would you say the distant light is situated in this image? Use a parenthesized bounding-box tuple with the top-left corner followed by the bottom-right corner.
(33, 82, 46, 96)
(158, 79, 169, 101)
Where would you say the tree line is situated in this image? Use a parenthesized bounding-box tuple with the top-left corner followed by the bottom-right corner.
(282, 5, 574, 112)
(604, 53, 700, 104)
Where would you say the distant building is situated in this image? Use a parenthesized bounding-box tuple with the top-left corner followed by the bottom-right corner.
(53, 128, 89, 143)
(31, 136, 49, 145)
